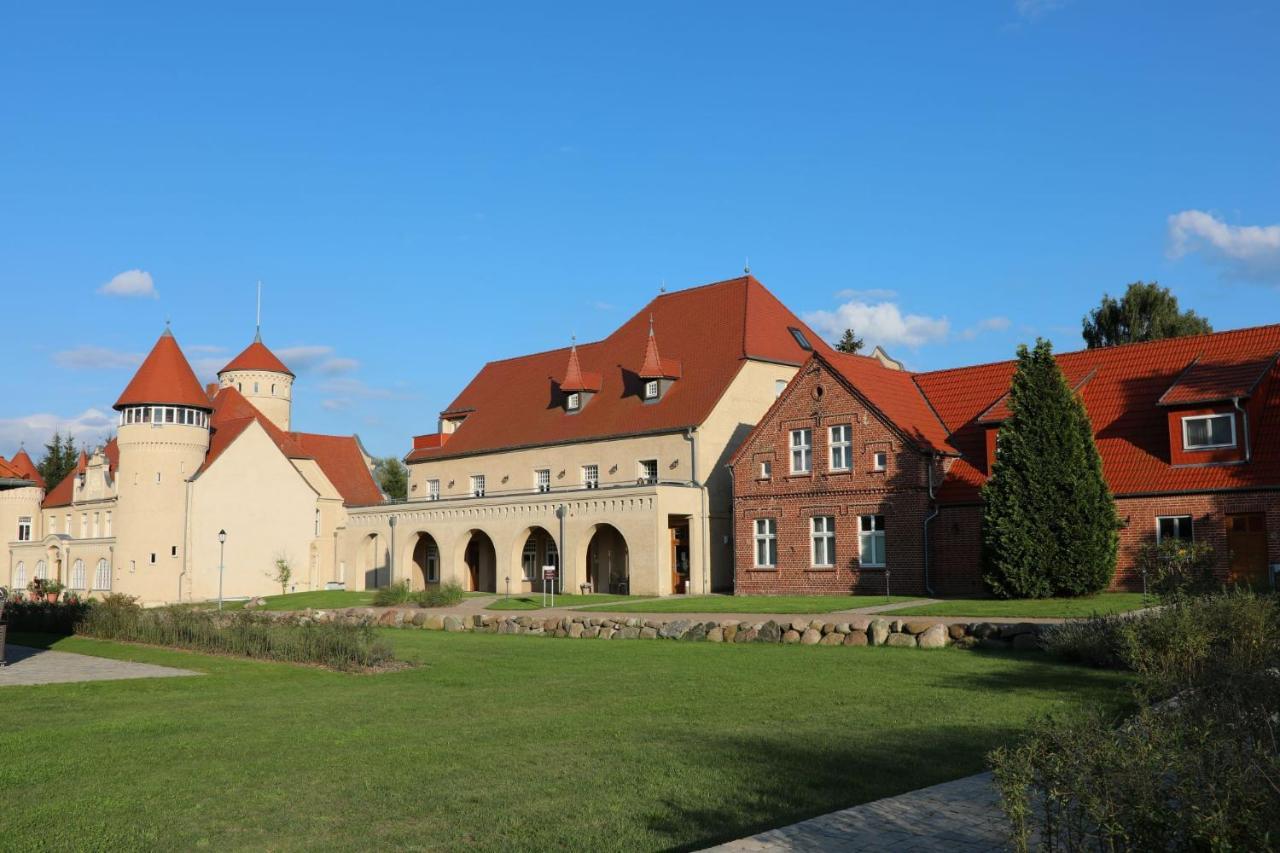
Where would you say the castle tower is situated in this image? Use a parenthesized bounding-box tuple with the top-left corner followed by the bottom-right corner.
(217, 333, 295, 431)
(112, 328, 213, 598)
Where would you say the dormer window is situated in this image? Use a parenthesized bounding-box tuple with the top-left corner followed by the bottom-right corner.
(567, 392, 581, 411)
(788, 327, 813, 351)
(1182, 413, 1235, 450)
(644, 380, 659, 400)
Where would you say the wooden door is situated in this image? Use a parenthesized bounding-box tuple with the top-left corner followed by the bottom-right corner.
(671, 525, 689, 594)
(1227, 513, 1269, 588)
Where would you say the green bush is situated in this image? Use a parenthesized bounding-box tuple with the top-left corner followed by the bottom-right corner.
(415, 582, 465, 608)
(993, 590, 1280, 851)
(372, 580, 415, 606)
(1038, 612, 1131, 668)
(1134, 539, 1218, 600)
(1, 598, 92, 634)
(77, 605, 394, 671)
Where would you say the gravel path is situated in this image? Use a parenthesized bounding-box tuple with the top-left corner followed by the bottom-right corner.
(0, 644, 200, 687)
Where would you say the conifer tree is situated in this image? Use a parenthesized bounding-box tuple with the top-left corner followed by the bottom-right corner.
(37, 431, 79, 491)
(834, 328, 864, 353)
(981, 339, 1118, 598)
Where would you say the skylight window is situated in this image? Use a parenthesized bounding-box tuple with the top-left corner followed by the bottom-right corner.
(788, 327, 812, 351)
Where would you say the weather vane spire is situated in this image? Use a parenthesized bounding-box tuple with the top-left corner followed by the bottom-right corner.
(255, 280, 263, 342)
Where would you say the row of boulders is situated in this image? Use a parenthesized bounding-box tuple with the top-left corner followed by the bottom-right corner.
(276, 607, 1047, 650)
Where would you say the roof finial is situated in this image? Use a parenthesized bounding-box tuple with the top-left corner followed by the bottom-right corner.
(163, 316, 172, 337)
(660, 278, 666, 293)
(744, 257, 751, 275)
(254, 280, 263, 343)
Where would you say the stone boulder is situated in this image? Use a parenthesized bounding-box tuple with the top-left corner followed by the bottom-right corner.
(682, 622, 709, 642)
(568, 622, 584, 638)
(918, 623, 949, 649)
(659, 620, 692, 640)
(757, 621, 782, 643)
(902, 621, 937, 636)
(735, 627, 758, 643)
(706, 627, 724, 642)
(722, 624, 739, 643)
(819, 632, 843, 646)
(867, 619, 890, 646)
(790, 619, 809, 633)
(947, 623, 969, 641)
(639, 627, 658, 639)
(782, 629, 801, 644)
(885, 632, 917, 648)
(443, 615, 465, 632)
(844, 631, 868, 647)
(800, 628, 822, 645)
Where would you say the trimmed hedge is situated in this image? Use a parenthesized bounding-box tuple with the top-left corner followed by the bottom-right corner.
(1, 599, 91, 635)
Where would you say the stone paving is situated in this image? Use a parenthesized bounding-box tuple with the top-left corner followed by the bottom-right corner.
(704, 772, 1012, 852)
(0, 645, 200, 687)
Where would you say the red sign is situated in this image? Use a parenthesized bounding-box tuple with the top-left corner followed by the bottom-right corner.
(543, 567, 557, 580)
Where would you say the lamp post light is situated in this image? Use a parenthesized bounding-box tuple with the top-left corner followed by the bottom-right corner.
(217, 529, 227, 611)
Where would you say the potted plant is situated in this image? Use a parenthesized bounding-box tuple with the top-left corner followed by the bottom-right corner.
(44, 581, 65, 604)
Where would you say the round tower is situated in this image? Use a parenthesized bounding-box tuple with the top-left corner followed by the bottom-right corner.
(112, 327, 213, 601)
(217, 333, 294, 431)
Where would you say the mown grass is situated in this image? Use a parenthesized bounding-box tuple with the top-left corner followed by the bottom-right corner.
(485, 592, 648, 611)
(576, 594, 919, 614)
(888, 592, 1151, 618)
(0, 630, 1128, 850)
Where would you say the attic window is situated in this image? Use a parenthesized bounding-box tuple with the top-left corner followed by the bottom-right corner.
(643, 380, 659, 400)
(1182, 414, 1235, 450)
(788, 327, 813, 351)
(566, 392, 581, 411)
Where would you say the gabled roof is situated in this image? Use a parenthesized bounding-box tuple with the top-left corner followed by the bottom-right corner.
(912, 323, 1280, 501)
(406, 276, 835, 462)
(824, 352, 956, 454)
(41, 439, 118, 508)
(218, 338, 294, 377)
(1157, 355, 1277, 407)
(976, 364, 1098, 424)
(114, 329, 212, 411)
(639, 319, 681, 379)
(0, 457, 25, 482)
(7, 449, 44, 488)
(559, 344, 602, 393)
(200, 386, 311, 474)
(287, 432, 383, 506)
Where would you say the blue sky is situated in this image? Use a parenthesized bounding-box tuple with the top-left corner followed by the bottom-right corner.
(3, 1, 1278, 459)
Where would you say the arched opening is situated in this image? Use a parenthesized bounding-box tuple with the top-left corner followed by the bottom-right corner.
(359, 533, 386, 590)
(585, 524, 630, 595)
(14, 561, 26, 589)
(411, 532, 441, 590)
(461, 530, 497, 593)
(513, 526, 559, 592)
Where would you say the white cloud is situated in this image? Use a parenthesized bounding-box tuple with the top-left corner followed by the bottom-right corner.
(958, 316, 1012, 341)
(53, 346, 144, 370)
(1167, 209, 1280, 283)
(805, 300, 951, 349)
(99, 269, 157, 298)
(276, 345, 359, 375)
(0, 408, 116, 457)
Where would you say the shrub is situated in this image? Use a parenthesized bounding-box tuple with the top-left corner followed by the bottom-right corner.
(373, 580, 415, 606)
(1038, 612, 1131, 668)
(77, 606, 394, 671)
(1, 598, 92, 634)
(1134, 539, 1218, 600)
(416, 582, 465, 608)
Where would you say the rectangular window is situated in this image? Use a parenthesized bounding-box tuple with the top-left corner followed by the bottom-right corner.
(426, 479, 440, 501)
(470, 475, 486, 498)
(424, 542, 439, 583)
(859, 515, 886, 566)
(759, 460, 772, 480)
(829, 424, 852, 471)
(1156, 515, 1193, 543)
(638, 459, 658, 484)
(17, 516, 31, 542)
(150, 553, 156, 565)
(788, 327, 813, 351)
(872, 451, 887, 472)
(522, 539, 539, 580)
(790, 428, 812, 473)
(94, 560, 111, 591)
(171, 545, 178, 557)
(566, 392, 581, 411)
(644, 380, 659, 400)
(164, 407, 175, 423)
(775, 379, 788, 398)
(754, 518, 777, 568)
(582, 464, 599, 489)
(535, 469, 551, 493)
(1182, 413, 1236, 450)
(811, 516, 835, 567)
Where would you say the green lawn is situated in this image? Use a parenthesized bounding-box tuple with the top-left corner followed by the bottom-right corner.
(486, 593, 649, 611)
(576, 594, 919, 614)
(0, 631, 1127, 851)
(888, 592, 1152, 618)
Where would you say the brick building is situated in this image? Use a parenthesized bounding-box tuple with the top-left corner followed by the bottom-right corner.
(731, 325, 1280, 596)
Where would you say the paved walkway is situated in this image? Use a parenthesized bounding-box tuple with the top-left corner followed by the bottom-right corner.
(0, 645, 200, 687)
(705, 772, 1011, 852)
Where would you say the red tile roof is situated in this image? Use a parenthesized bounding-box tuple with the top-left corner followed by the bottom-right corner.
(639, 320, 681, 379)
(976, 364, 1098, 424)
(1157, 355, 1276, 406)
(114, 329, 212, 411)
(218, 338, 294, 377)
(288, 432, 383, 506)
(41, 439, 117, 508)
(912, 324, 1280, 501)
(406, 276, 835, 462)
(824, 352, 957, 454)
(200, 386, 311, 474)
(7, 449, 44, 488)
(559, 344, 602, 393)
(0, 457, 23, 480)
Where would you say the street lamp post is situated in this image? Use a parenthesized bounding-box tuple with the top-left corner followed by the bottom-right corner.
(217, 529, 227, 610)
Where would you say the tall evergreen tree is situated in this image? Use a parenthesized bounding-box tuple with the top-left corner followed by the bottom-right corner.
(374, 456, 408, 501)
(834, 329, 864, 353)
(37, 431, 79, 491)
(982, 339, 1118, 598)
(1082, 281, 1211, 348)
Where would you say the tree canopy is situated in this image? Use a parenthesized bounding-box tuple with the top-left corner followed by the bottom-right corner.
(374, 456, 408, 502)
(834, 329, 864, 353)
(36, 431, 79, 492)
(982, 339, 1118, 598)
(1081, 281, 1211, 348)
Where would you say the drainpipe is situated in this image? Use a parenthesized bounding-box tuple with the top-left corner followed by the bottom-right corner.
(922, 453, 939, 596)
(1233, 397, 1252, 462)
(683, 427, 708, 594)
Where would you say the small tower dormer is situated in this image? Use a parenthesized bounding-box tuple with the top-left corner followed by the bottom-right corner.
(559, 341, 601, 414)
(638, 315, 681, 403)
(217, 332, 295, 431)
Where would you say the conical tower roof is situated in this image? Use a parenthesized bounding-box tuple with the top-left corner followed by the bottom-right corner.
(8, 448, 44, 488)
(218, 337, 294, 377)
(114, 328, 212, 411)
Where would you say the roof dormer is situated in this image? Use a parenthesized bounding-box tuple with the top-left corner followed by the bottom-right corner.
(560, 342, 601, 413)
(1158, 353, 1276, 465)
(638, 315, 682, 403)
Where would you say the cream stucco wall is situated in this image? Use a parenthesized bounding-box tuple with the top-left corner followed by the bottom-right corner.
(219, 369, 293, 431)
(3, 484, 45, 586)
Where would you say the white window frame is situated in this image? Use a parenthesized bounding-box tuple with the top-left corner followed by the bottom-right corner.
(35, 560, 47, 580)
(426, 479, 440, 501)
(14, 562, 26, 589)
(566, 392, 581, 411)
(638, 459, 658, 485)
(811, 516, 835, 567)
(1155, 515, 1194, 544)
(535, 469, 551, 493)
(643, 380, 659, 400)
(17, 516, 31, 542)
(470, 474, 486, 498)
(70, 559, 86, 590)
(1181, 413, 1236, 451)
(790, 428, 812, 473)
(872, 451, 887, 472)
(93, 558, 111, 591)
(521, 537, 539, 581)
(859, 515, 886, 567)
(759, 460, 772, 480)
(829, 424, 852, 471)
(754, 518, 777, 568)
(775, 379, 788, 398)
(581, 464, 599, 489)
